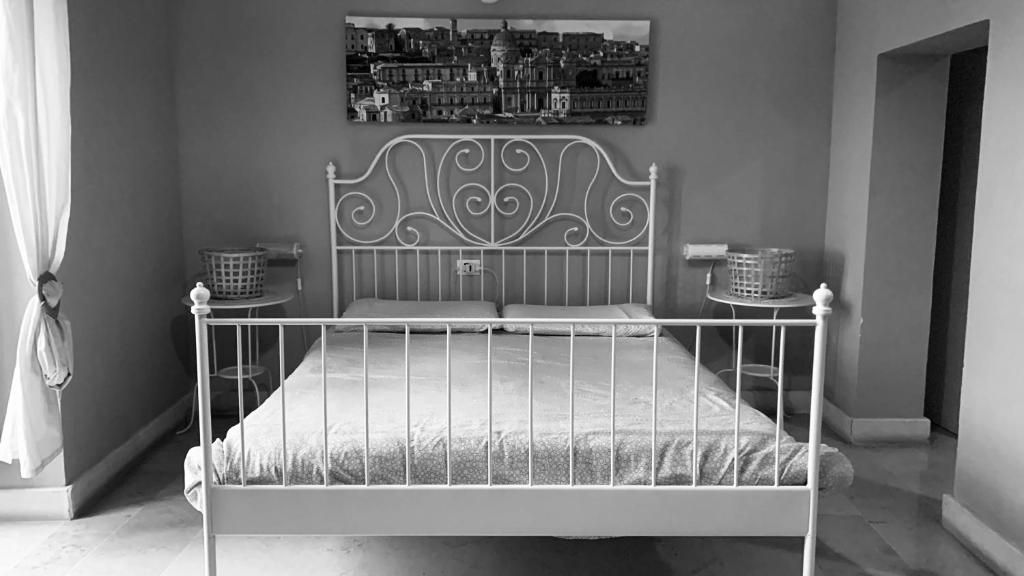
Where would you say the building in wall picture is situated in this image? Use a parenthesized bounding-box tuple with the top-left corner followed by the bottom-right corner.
(345, 17, 651, 125)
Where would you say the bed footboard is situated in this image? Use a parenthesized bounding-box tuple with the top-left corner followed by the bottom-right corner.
(188, 283, 834, 575)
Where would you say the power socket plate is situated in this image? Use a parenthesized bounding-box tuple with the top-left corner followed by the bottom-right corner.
(456, 259, 482, 276)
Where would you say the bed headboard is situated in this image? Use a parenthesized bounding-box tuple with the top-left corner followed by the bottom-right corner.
(326, 134, 658, 316)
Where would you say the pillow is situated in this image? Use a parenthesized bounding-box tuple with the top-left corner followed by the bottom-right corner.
(500, 303, 660, 337)
(337, 299, 499, 333)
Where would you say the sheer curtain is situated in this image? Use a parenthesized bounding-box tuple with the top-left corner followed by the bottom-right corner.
(0, 0, 72, 478)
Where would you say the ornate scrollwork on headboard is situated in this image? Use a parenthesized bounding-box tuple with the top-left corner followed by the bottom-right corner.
(328, 135, 657, 249)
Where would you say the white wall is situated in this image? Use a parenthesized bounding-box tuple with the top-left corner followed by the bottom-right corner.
(826, 0, 1024, 552)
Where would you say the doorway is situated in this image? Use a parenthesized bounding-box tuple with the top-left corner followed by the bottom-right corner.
(924, 47, 987, 435)
(854, 21, 988, 430)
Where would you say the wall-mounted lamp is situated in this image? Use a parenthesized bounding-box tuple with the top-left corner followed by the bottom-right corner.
(481, 0, 499, 4)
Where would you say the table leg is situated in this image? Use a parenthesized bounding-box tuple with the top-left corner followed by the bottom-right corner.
(176, 380, 199, 435)
(770, 308, 779, 375)
(729, 304, 737, 372)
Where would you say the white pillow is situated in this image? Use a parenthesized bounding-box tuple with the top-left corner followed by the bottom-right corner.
(500, 303, 660, 337)
(337, 299, 499, 333)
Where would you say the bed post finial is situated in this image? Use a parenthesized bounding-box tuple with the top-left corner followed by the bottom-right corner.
(812, 283, 833, 316)
(326, 161, 337, 181)
(648, 163, 658, 180)
(190, 282, 211, 316)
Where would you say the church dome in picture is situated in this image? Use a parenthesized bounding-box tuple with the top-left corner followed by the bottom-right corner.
(490, 20, 519, 66)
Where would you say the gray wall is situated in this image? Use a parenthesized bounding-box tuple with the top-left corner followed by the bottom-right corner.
(827, 0, 1024, 552)
(174, 0, 837, 377)
(37, 0, 186, 485)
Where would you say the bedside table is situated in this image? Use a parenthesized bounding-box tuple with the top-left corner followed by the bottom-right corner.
(178, 289, 294, 433)
(706, 287, 813, 410)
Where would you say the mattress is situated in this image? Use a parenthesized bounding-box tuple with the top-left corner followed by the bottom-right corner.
(184, 331, 852, 511)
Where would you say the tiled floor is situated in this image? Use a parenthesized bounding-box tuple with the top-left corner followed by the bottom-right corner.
(0, 417, 993, 576)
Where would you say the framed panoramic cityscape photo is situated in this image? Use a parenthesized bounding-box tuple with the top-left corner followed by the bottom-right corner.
(345, 16, 651, 125)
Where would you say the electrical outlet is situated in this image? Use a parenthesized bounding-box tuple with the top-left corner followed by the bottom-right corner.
(456, 259, 482, 276)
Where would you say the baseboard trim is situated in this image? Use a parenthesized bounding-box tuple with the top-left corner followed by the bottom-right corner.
(943, 495, 1024, 576)
(67, 393, 192, 518)
(822, 398, 930, 444)
(0, 393, 191, 521)
(0, 485, 71, 520)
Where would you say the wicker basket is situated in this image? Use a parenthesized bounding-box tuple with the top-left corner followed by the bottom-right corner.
(726, 247, 796, 300)
(200, 247, 268, 300)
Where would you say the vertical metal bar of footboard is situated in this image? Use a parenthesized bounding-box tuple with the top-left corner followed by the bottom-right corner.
(437, 249, 442, 301)
(692, 326, 702, 486)
(236, 326, 246, 486)
(487, 326, 493, 485)
(394, 248, 400, 299)
(650, 325, 658, 486)
(804, 285, 833, 576)
(279, 325, 287, 487)
(190, 285, 217, 576)
(480, 249, 485, 301)
(501, 252, 507, 307)
(363, 324, 370, 486)
(569, 325, 575, 486)
(733, 326, 744, 487)
(527, 324, 534, 486)
(322, 325, 329, 486)
(775, 326, 787, 486)
(459, 249, 464, 301)
(446, 324, 452, 485)
(609, 330, 617, 486)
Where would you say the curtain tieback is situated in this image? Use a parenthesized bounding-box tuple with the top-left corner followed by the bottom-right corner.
(36, 271, 63, 319)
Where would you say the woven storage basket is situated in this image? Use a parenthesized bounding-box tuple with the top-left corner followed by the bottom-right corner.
(200, 247, 268, 300)
(726, 247, 795, 299)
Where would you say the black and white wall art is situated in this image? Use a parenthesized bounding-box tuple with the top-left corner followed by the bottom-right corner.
(346, 17, 651, 125)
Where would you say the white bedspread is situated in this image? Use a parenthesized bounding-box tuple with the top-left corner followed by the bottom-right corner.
(184, 332, 852, 510)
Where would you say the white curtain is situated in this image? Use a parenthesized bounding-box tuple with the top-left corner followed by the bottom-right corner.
(0, 0, 72, 478)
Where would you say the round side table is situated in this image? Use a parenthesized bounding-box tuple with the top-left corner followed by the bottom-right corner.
(706, 287, 813, 415)
(178, 289, 294, 433)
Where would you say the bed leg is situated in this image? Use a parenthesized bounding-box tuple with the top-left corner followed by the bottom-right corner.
(202, 532, 217, 576)
(191, 283, 218, 576)
(802, 284, 833, 576)
(204, 533, 217, 575)
(802, 532, 817, 576)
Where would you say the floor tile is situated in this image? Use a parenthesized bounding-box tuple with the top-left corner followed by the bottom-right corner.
(0, 521, 63, 574)
(65, 480, 200, 576)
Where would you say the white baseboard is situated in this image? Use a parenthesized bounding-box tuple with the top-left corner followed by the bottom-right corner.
(943, 495, 1024, 576)
(822, 398, 930, 444)
(0, 485, 72, 520)
(0, 393, 191, 520)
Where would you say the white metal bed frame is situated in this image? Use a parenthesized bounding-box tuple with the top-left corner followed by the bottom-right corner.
(188, 134, 834, 575)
